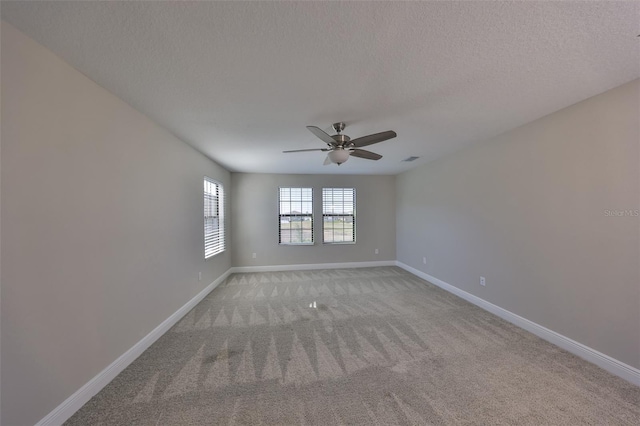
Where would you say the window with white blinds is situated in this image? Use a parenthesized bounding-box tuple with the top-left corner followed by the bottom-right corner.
(204, 177, 225, 258)
(322, 188, 355, 243)
(279, 187, 313, 245)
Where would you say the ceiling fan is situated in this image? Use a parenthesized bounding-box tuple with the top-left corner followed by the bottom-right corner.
(283, 122, 397, 165)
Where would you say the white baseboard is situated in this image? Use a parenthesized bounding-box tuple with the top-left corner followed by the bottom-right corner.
(231, 260, 396, 273)
(36, 269, 233, 426)
(395, 261, 640, 387)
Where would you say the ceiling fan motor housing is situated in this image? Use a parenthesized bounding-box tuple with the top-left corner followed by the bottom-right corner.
(332, 134, 351, 147)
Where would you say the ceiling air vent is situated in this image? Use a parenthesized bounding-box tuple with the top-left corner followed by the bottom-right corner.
(402, 156, 420, 162)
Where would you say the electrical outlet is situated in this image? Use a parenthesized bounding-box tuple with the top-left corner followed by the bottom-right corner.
(480, 276, 486, 286)
(198, 272, 202, 281)
(252, 252, 257, 259)
(375, 248, 379, 255)
(423, 257, 427, 265)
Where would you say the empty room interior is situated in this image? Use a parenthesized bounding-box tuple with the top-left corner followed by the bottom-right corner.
(1, 2, 639, 425)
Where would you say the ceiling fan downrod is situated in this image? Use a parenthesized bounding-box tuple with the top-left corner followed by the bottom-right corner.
(331, 122, 350, 147)
(332, 122, 345, 134)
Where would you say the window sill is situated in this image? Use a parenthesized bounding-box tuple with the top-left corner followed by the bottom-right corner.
(279, 243, 315, 246)
(323, 242, 356, 245)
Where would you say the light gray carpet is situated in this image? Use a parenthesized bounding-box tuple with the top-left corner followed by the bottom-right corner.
(66, 267, 640, 425)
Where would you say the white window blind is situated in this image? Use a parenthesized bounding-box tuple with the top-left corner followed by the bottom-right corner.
(322, 188, 355, 243)
(279, 187, 313, 244)
(204, 177, 225, 258)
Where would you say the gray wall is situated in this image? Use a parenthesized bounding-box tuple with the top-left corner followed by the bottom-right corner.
(231, 173, 396, 267)
(1, 23, 231, 425)
(396, 79, 640, 369)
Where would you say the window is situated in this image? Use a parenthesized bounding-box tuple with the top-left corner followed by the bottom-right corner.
(204, 177, 225, 258)
(279, 187, 313, 244)
(323, 188, 355, 243)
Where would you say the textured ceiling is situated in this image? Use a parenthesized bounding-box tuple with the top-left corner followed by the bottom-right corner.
(2, 1, 639, 175)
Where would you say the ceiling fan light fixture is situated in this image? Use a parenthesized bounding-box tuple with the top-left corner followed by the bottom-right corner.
(328, 148, 350, 165)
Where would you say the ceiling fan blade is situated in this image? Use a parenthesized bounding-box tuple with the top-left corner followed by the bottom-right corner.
(323, 155, 332, 165)
(283, 148, 329, 153)
(350, 149, 382, 160)
(307, 126, 336, 144)
(350, 130, 397, 148)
